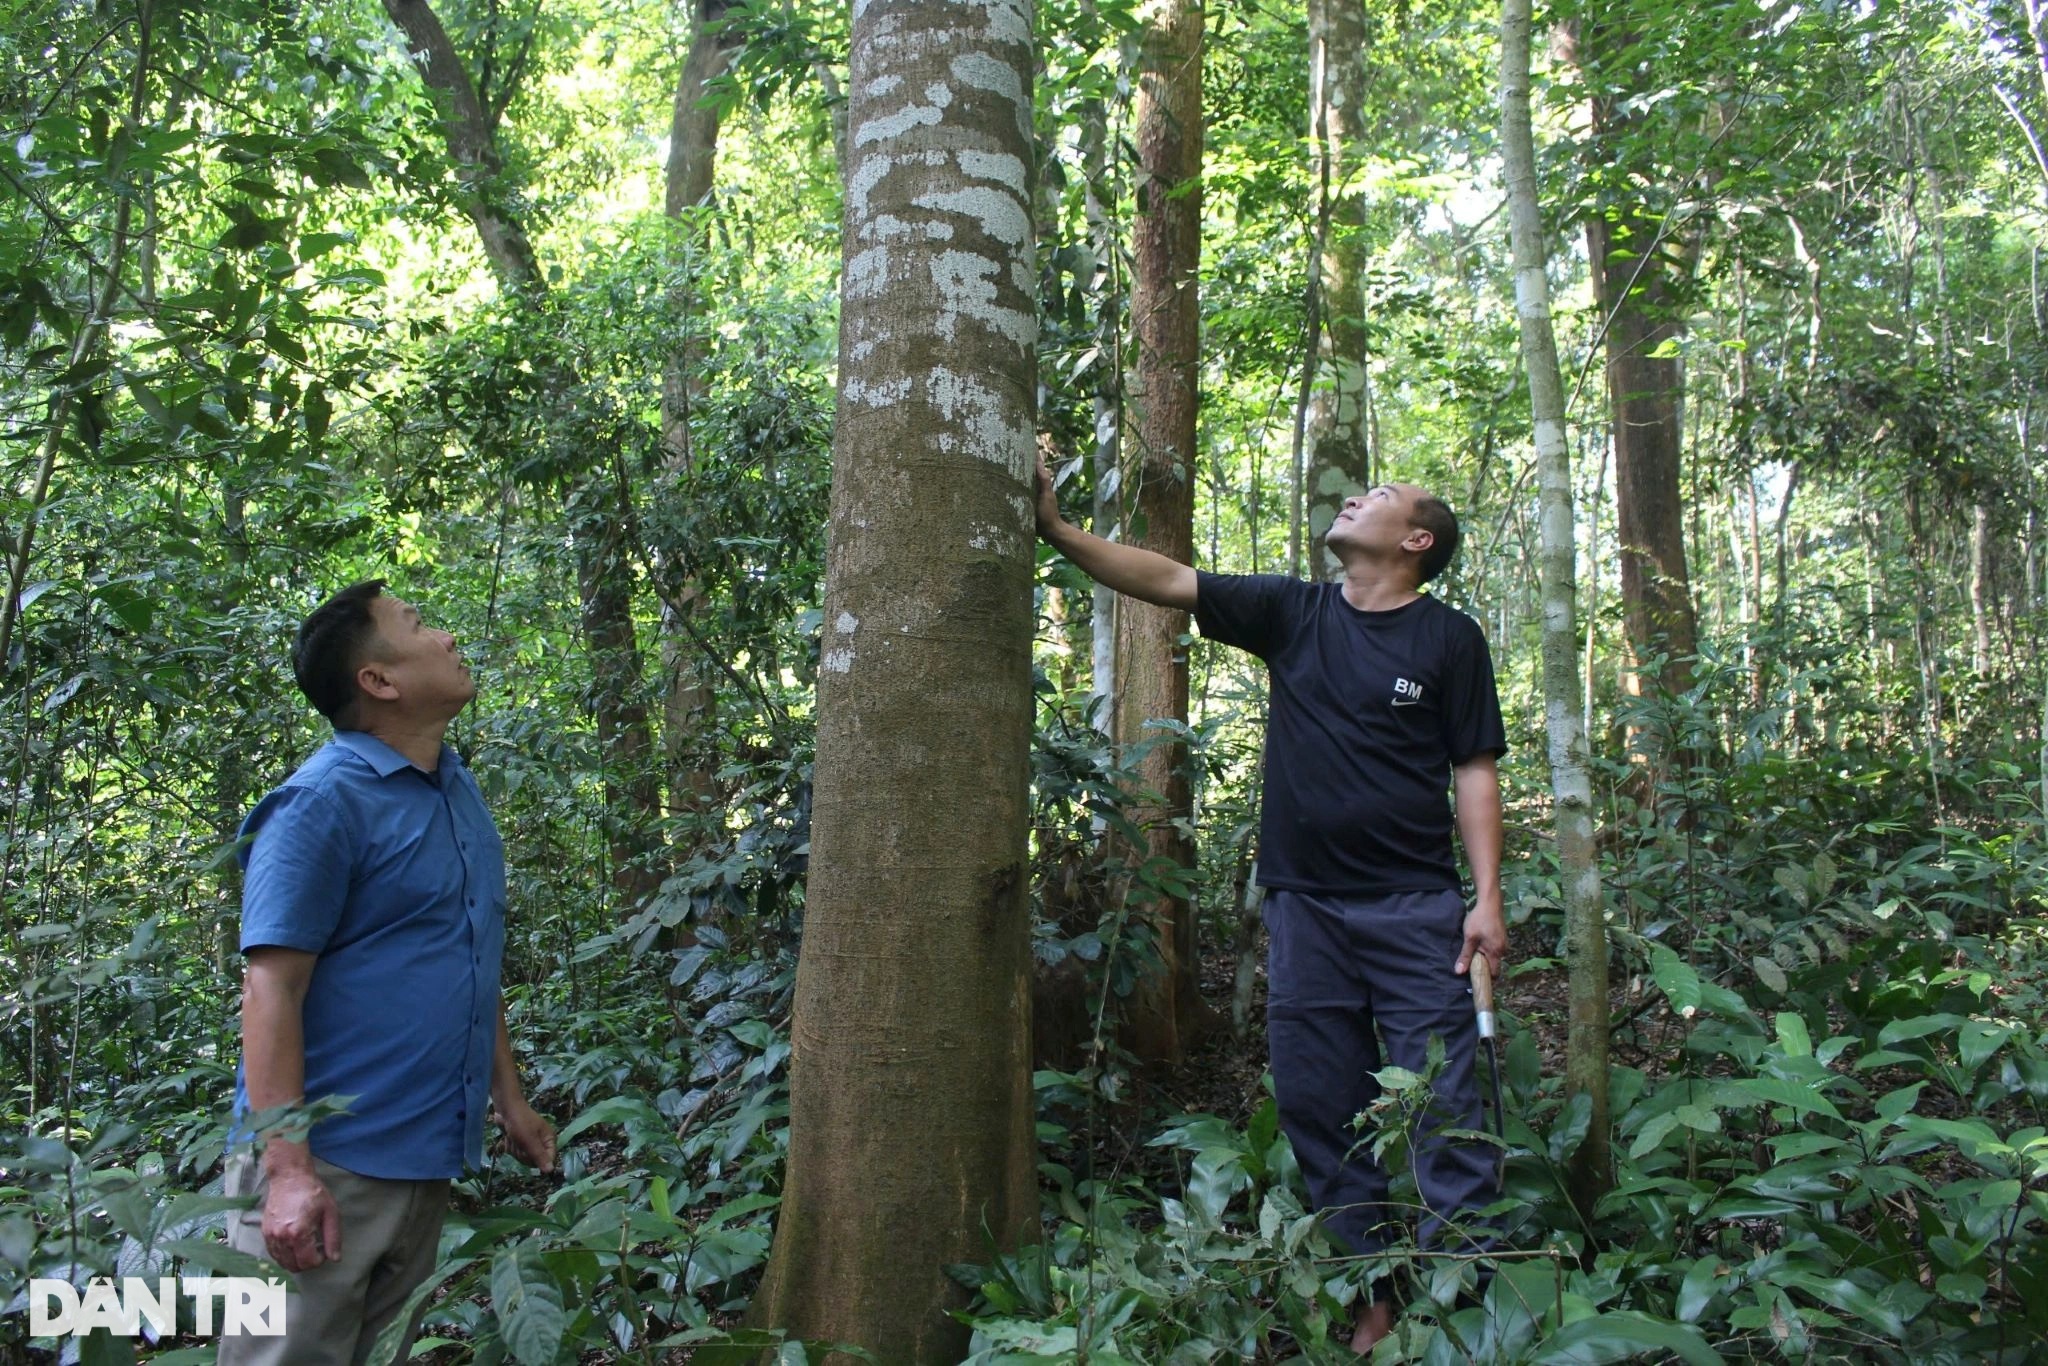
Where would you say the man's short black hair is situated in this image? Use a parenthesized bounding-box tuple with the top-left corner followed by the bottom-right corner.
(1413, 496, 1461, 584)
(293, 580, 388, 728)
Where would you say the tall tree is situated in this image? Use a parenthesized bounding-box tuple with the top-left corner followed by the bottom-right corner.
(1303, 0, 1373, 577)
(1118, 0, 1206, 1063)
(380, 0, 664, 903)
(658, 0, 743, 834)
(1565, 5, 1699, 715)
(1502, 0, 1610, 1212)
(747, 0, 1040, 1356)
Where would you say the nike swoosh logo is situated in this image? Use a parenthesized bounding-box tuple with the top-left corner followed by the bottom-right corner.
(1390, 698, 1421, 707)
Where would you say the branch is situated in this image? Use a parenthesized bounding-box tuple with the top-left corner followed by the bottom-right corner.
(379, 0, 541, 292)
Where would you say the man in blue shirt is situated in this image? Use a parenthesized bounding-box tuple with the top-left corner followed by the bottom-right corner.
(224, 581, 555, 1365)
(1035, 460, 1507, 1353)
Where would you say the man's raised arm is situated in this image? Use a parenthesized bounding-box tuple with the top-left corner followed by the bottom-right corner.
(1034, 452, 1198, 611)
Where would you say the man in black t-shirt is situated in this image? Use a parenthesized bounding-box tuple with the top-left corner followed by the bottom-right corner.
(1035, 457, 1507, 1353)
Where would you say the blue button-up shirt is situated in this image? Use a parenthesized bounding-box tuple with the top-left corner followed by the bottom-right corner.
(233, 732, 505, 1179)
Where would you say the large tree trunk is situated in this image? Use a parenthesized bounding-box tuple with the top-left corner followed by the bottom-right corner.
(1502, 0, 1610, 1215)
(1117, 0, 1206, 1065)
(748, 0, 1040, 1357)
(382, 0, 664, 903)
(1304, 0, 1372, 577)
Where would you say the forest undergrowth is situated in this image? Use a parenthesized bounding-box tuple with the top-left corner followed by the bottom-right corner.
(6, 684, 2048, 1365)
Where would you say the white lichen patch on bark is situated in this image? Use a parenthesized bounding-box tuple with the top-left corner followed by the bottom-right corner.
(930, 250, 1034, 344)
(956, 150, 1026, 187)
(867, 213, 955, 242)
(844, 244, 893, 300)
(929, 366, 1028, 476)
(835, 612, 860, 635)
(823, 646, 855, 673)
(843, 376, 913, 408)
(913, 187, 1029, 246)
(967, 522, 1016, 552)
(857, 99, 945, 148)
(949, 51, 1026, 108)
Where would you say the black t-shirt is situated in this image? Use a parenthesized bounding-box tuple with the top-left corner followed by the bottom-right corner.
(1195, 572, 1507, 895)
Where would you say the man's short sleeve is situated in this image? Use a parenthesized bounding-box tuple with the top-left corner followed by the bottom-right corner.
(239, 786, 354, 954)
(1195, 572, 1311, 659)
(1440, 613, 1508, 765)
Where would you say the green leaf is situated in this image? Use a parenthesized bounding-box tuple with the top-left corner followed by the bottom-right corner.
(1729, 1076, 1841, 1121)
(1549, 1090, 1593, 1164)
(1773, 1011, 1811, 1057)
(94, 580, 153, 633)
(1530, 1310, 1721, 1364)
(1958, 1021, 2010, 1072)
(1753, 956, 1788, 994)
(1649, 946, 1702, 1018)
(299, 231, 356, 258)
(1877, 1013, 1967, 1046)
(1628, 1111, 1680, 1160)
(1776, 1271, 1905, 1337)
(304, 382, 332, 442)
(1676, 1257, 1723, 1322)
(1187, 1146, 1249, 1223)
(492, 1240, 566, 1366)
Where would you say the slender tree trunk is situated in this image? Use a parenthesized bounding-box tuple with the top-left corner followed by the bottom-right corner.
(1973, 502, 1994, 677)
(748, 0, 1039, 1357)
(1565, 13, 1698, 724)
(382, 0, 664, 903)
(659, 0, 742, 836)
(1503, 0, 1609, 1215)
(1117, 0, 1206, 1064)
(0, 5, 153, 669)
(1080, 81, 1122, 729)
(1304, 0, 1372, 577)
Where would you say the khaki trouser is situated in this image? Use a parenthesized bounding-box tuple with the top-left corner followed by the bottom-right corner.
(219, 1152, 449, 1366)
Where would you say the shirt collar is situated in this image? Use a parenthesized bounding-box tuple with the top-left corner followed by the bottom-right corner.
(333, 730, 462, 779)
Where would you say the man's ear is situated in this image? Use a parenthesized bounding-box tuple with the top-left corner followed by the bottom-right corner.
(356, 662, 399, 703)
(1402, 527, 1436, 556)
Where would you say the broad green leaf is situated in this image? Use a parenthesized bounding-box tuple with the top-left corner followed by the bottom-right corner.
(491, 1240, 566, 1366)
(1728, 1076, 1840, 1121)
(1958, 1021, 2010, 1072)
(1549, 1091, 1593, 1164)
(1773, 1011, 1811, 1057)
(1530, 1310, 1721, 1364)
(1777, 1271, 1905, 1337)
(1628, 1111, 1680, 1160)
(1675, 1103, 1721, 1133)
(1649, 946, 1702, 1018)
(1676, 1257, 1722, 1322)
(1877, 1013, 1967, 1046)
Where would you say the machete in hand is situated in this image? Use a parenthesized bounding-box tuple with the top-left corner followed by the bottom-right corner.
(1469, 951, 1508, 1187)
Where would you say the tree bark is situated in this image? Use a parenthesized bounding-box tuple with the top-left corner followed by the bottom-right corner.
(381, 0, 663, 904)
(1117, 0, 1206, 1065)
(1304, 0, 1372, 578)
(1502, 0, 1610, 1215)
(748, 0, 1040, 1356)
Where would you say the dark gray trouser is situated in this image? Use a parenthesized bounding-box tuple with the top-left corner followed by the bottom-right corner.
(219, 1152, 449, 1366)
(1265, 886, 1497, 1261)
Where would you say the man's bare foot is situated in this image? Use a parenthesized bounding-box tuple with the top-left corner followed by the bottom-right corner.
(1349, 1297, 1394, 1354)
